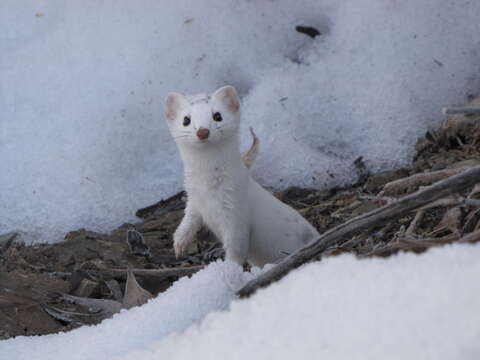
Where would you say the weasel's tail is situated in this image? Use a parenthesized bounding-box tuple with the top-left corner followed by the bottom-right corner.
(242, 127, 259, 168)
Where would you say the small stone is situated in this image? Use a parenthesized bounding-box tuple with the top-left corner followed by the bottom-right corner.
(126, 229, 150, 257)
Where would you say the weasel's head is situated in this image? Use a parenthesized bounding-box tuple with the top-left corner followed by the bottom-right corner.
(164, 85, 240, 148)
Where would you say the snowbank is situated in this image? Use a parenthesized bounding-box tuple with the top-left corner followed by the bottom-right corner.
(1, 261, 256, 360)
(2, 0, 480, 241)
(2, 244, 479, 360)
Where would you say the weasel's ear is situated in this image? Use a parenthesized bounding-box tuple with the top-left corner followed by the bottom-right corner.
(165, 92, 187, 121)
(212, 85, 240, 113)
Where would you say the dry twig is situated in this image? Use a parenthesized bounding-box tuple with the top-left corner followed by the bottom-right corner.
(91, 266, 204, 280)
(405, 209, 425, 236)
(357, 195, 396, 205)
(442, 107, 480, 115)
(380, 167, 469, 195)
(458, 230, 480, 243)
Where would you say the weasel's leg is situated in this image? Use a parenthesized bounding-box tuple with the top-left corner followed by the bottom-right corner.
(222, 226, 250, 266)
(173, 207, 202, 258)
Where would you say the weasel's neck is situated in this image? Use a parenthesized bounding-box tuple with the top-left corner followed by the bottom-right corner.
(178, 136, 243, 179)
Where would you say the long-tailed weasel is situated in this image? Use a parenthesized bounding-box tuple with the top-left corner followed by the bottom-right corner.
(164, 85, 319, 267)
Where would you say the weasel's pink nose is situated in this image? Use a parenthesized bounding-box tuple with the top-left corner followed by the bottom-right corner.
(197, 128, 210, 140)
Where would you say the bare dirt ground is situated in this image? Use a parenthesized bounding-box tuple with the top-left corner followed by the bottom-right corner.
(1, 105, 479, 340)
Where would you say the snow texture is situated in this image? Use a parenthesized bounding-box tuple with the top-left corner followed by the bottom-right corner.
(2, 244, 479, 360)
(1, 1, 480, 241)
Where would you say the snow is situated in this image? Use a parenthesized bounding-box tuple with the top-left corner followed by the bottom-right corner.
(1, 1, 480, 241)
(2, 244, 479, 359)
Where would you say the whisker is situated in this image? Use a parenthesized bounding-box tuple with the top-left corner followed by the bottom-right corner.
(216, 127, 233, 132)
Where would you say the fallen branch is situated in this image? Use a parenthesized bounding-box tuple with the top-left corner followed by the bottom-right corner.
(396, 234, 460, 248)
(380, 167, 469, 195)
(357, 195, 396, 205)
(91, 266, 204, 280)
(359, 233, 460, 256)
(442, 107, 480, 115)
(237, 166, 480, 298)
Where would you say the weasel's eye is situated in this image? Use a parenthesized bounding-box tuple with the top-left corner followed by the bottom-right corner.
(183, 116, 191, 126)
(213, 112, 222, 122)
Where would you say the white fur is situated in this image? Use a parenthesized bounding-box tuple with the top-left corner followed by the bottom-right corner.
(165, 86, 319, 267)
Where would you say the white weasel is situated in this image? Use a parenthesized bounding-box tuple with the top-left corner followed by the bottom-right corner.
(164, 85, 319, 267)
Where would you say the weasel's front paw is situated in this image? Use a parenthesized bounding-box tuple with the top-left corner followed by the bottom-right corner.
(173, 234, 190, 258)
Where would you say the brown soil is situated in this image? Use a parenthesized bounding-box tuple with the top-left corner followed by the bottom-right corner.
(1, 105, 479, 340)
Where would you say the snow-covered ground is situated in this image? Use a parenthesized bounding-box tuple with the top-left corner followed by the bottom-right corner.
(1, 1, 480, 242)
(2, 244, 479, 360)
